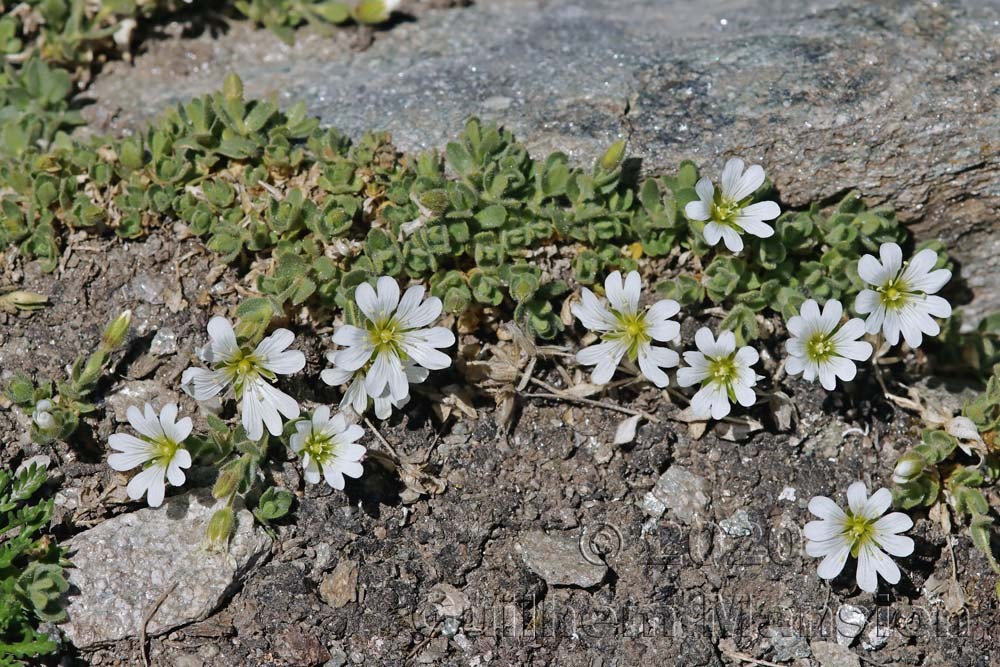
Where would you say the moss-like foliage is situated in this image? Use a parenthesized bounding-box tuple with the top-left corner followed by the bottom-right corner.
(3, 72, 978, 354)
(0, 0, 399, 80)
(0, 463, 69, 664)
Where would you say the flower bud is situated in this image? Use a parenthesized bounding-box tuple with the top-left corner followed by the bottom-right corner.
(892, 453, 924, 484)
(212, 468, 241, 500)
(600, 139, 626, 172)
(206, 507, 235, 548)
(2, 289, 47, 311)
(33, 409, 54, 431)
(353, 0, 399, 25)
(101, 310, 132, 350)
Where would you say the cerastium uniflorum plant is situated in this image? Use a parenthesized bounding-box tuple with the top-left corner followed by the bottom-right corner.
(892, 369, 1000, 597)
(5, 310, 132, 445)
(3, 11, 1000, 609)
(0, 461, 69, 664)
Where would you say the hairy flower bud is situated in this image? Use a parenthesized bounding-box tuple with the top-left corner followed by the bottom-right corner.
(101, 310, 132, 350)
(206, 507, 235, 548)
(212, 467, 241, 500)
(892, 453, 924, 485)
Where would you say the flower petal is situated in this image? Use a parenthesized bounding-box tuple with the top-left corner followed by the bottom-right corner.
(846, 481, 869, 516)
(206, 316, 239, 363)
(816, 542, 851, 581)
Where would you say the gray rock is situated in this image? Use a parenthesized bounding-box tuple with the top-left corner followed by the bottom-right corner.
(862, 623, 892, 651)
(719, 509, 753, 537)
(150, 328, 178, 356)
(765, 626, 810, 662)
(515, 530, 608, 588)
(835, 604, 869, 646)
(643, 466, 710, 524)
(83, 0, 1000, 322)
(810, 640, 861, 667)
(60, 490, 272, 648)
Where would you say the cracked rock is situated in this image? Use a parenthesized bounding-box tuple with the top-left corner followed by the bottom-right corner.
(60, 490, 272, 648)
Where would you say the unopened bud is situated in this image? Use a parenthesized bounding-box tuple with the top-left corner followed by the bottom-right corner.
(212, 468, 241, 500)
(892, 453, 924, 484)
(2, 290, 47, 311)
(599, 139, 626, 172)
(33, 409, 54, 431)
(353, 0, 399, 25)
(206, 507, 235, 547)
(101, 310, 132, 350)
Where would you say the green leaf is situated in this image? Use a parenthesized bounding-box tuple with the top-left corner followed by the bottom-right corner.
(970, 514, 1000, 574)
(254, 486, 294, 523)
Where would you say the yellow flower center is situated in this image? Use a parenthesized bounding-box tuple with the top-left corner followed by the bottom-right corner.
(843, 512, 876, 558)
(368, 317, 406, 358)
(218, 348, 274, 396)
(303, 430, 339, 465)
(607, 312, 650, 362)
(806, 332, 835, 362)
(708, 355, 738, 385)
(879, 277, 909, 310)
(152, 436, 180, 464)
(710, 197, 741, 228)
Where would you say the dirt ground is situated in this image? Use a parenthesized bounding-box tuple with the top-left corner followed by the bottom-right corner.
(1, 226, 997, 667)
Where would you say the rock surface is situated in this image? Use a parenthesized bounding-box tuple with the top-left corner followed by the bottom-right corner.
(642, 465, 711, 524)
(515, 530, 608, 587)
(83, 0, 1000, 320)
(810, 640, 861, 667)
(61, 490, 272, 648)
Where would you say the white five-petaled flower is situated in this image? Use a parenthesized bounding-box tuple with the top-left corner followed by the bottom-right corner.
(572, 270, 681, 387)
(784, 299, 873, 390)
(854, 242, 952, 348)
(684, 157, 781, 253)
(181, 317, 306, 441)
(805, 481, 914, 593)
(108, 403, 193, 508)
(321, 352, 429, 420)
(677, 328, 759, 420)
(289, 406, 366, 490)
(332, 277, 455, 404)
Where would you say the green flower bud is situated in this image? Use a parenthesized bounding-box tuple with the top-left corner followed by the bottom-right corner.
(599, 139, 626, 172)
(0, 289, 48, 312)
(223, 72, 243, 101)
(206, 507, 235, 547)
(100, 310, 132, 350)
(212, 468, 241, 500)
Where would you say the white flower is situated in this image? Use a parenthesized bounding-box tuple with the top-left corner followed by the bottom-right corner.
(289, 406, 366, 490)
(572, 270, 680, 387)
(854, 242, 952, 348)
(321, 352, 429, 420)
(32, 399, 54, 431)
(332, 277, 455, 403)
(676, 328, 759, 420)
(684, 158, 781, 253)
(181, 317, 305, 441)
(108, 403, 193, 507)
(805, 481, 914, 593)
(784, 299, 873, 390)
